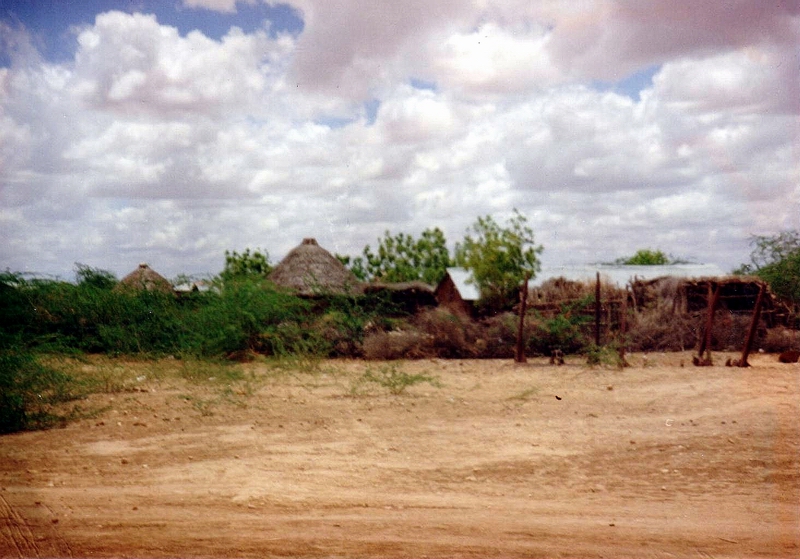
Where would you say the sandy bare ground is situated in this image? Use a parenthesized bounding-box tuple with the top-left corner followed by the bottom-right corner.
(1, 352, 798, 558)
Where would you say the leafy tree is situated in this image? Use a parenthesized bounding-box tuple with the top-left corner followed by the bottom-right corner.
(736, 230, 800, 308)
(614, 248, 686, 265)
(336, 254, 369, 282)
(221, 248, 272, 281)
(357, 227, 453, 285)
(454, 210, 542, 310)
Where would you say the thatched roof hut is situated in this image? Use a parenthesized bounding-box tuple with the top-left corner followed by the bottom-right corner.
(116, 263, 173, 294)
(269, 238, 362, 296)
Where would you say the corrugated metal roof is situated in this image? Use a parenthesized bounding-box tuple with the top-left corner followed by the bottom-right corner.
(445, 267, 481, 301)
(533, 264, 727, 287)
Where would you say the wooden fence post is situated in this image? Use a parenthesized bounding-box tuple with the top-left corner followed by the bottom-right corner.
(619, 290, 628, 366)
(594, 272, 601, 347)
(515, 273, 531, 363)
(739, 282, 766, 367)
(697, 282, 720, 361)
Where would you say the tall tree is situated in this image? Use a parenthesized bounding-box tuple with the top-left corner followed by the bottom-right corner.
(357, 227, 453, 285)
(454, 209, 542, 309)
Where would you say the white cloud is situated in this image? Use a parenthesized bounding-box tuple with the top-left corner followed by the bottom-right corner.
(1, 3, 798, 279)
(654, 48, 800, 115)
(71, 11, 291, 116)
(431, 22, 560, 95)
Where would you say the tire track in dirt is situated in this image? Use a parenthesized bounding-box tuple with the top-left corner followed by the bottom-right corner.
(0, 494, 40, 558)
(40, 502, 74, 558)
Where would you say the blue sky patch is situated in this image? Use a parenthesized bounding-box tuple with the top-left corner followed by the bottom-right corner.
(410, 77, 437, 91)
(592, 65, 660, 101)
(364, 98, 380, 125)
(1, 0, 304, 65)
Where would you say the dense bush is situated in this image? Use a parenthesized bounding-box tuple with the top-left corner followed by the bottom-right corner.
(709, 312, 763, 352)
(527, 297, 593, 355)
(1, 272, 176, 353)
(0, 271, 412, 362)
(362, 329, 433, 360)
(0, 273, 314, 358)
(182, 279, 310, 357)
(474, 313, 518, 358)
(760, 327, 800, 353)
(626, 308, 699, 352)
(0, 338, 78, 433)
(413, 308, 479, 358)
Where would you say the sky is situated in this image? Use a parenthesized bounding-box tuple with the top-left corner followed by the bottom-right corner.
(1, 0, 799, 281)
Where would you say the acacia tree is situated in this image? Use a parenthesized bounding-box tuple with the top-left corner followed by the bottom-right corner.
(737, 230, 800, 309)
(454, 210, 543, 310)
(614, 249, 689, 265)
(351, 227, 453, 285)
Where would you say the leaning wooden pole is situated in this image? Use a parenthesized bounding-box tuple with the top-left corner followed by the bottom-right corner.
(594, 272, 601, 347)
(514, 273, 531, 363)
(619, 289, 629, 366)
(739, 282, 766, 367)
(697, 282, 720, 359)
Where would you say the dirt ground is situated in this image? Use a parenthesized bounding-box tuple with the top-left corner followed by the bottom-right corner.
(1, 352, 799, 558)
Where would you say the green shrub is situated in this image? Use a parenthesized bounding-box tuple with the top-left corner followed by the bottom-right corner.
(529, 297, 593, 355)
(0, 340, 78, 433)
(1, 274, 185, 355)
(351, 363, 440, 395)
(585, 343, 627, 368)
(182, 278, 309, 357)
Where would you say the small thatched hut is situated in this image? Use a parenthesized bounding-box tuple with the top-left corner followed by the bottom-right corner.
(116, 263, 173, 294)
(269, 238, 362, 296)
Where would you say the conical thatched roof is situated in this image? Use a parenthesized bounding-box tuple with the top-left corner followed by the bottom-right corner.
(269, 238, 362, 296)
(116, 263, 173, 294)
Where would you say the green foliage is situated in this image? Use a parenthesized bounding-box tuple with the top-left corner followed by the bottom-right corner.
(736, 230, 800, 308)
(75, 263, 118, 290)
(25, 279, 183, 354)
(738, 230, 800, 272)
(358, 227, 452, 284)
(0, 272, 312, 358)
(336, 254, 369, 281)
(183, 278, 309, 357)
(615, 249, 670, 265)
(0, 272, 35, 340)
(529, 297, 592, 355)
(221, 248, 272, 281)
(351, 363, 440, 396)
(0, 341, 78, 433)
(455, 210, 542, 310)
(585, 343, 626, 369)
